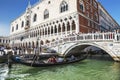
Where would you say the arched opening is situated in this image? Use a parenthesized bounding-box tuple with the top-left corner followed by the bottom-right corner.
(67, 22, 70, 31)
(60, 1, 68, 13)
(40, 40, 44, 45)
(72, 20, 76, 30)
(32, 41, 35, 48)
(36, 31, 38, 37)
(45, 28, 47, 35)
(29, 42, 31, 48)
(23, 43, 25, 48)
(26, 42, 27, 48)
(38, 30, 39, 36)
(58, 24, 61, 33)
(36, 41, 39, 47)
(43, 29, 45, 36)
(55, 25, 57, 33)
(79, 0, 85, 12)
(44, 9, 49, 19)
(62, 23, 65, 32)
(39, 30, 41, 36)
(21, 21, 24, 27)
(51, 26, 53, 34)
(41, 29, 43, 36)
(34, 31, 36, 37)
(33, 14, 37, 22)
(65, 44, 114, 61)
(48, 27, 50, 35)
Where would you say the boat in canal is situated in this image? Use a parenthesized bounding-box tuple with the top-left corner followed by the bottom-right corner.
(11, 53, 88, 67)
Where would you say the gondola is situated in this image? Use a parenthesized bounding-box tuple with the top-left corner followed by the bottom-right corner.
(0, 55, 8, 63)
(12, 54, 87, 67)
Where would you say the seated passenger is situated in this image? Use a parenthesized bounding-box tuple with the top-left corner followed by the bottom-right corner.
(67, 55, 76, 61)
(47, 56, 56, 63)
(57, 57, 64, 63)
(71, 55, 75, 60)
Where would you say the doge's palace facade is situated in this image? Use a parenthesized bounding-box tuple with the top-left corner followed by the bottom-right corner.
(10, 0, 99, 48)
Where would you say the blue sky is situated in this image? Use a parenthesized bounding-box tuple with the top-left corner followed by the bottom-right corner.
(0, 0, 120, 36)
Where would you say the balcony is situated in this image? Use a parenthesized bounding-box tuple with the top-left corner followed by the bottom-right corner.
(24, 26, 30, 30)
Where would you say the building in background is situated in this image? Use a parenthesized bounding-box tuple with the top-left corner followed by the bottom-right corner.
(9, 0, 119, 48)
(0, 36, 10, 47)
(98, 2, 120, 32)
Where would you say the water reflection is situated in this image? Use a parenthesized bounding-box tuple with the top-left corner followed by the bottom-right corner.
(0, 59, 120, 80)
(0, 64, 9, 80)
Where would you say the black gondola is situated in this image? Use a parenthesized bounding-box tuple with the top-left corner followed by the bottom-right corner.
(12, 53, 87, 67)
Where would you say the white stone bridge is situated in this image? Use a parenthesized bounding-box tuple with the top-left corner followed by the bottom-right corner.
(44, 32, 120, 61)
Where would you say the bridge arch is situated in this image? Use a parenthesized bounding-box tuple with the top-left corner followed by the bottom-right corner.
(63, 42, 117, 61)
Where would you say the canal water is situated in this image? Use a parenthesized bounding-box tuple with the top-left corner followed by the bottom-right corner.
(0, 59, 120, 80)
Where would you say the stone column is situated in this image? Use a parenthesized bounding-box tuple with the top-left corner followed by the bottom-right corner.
(65, 23, 67, 36)
(47, 27, 48, 37)
(50, 26, 51, 37)
(60, 23, 63, 37)
(44, 28, 45, 37)
(70, 21, 72, 34)
(75, 14, 79, 33)
(53, 25, 55, 36)
(56, 24, 59, 36)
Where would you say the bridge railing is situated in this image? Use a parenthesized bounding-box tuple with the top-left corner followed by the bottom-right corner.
(44, 32, 120, 48)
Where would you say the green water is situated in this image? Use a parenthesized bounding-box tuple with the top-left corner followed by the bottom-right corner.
(4, 59, 120, 80)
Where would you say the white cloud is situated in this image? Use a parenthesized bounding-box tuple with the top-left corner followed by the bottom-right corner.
(0, 23, 10, 36)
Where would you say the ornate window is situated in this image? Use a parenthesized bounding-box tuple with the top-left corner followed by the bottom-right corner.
(16, 24, 18, 30)
(26, 20, 30, 26)
(93, 1, 97, 8)
(33, 14, 37, 22)
(12, 27, 14, 32)
(72, 21, 76, 30)
(60, 1, 68, 13)
(79, 0, 85, 12)
(44, 9, 49, 19)
(21, 21, 24, 27)
(94, 12, 98, 21)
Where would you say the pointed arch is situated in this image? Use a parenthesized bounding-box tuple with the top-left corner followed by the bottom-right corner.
(44, 9, 49, 19)
(79, 0, 85, 12)
(48, 27, 50, 35)
(36, 41, 39, 47)
(58, 24, 61, 33)
(39, 29, 41, 36)
(38, 30, 40, 36)
(94, 12, 98, 21)
(29, 42, 31, 48)
(55, 25, 57, 33)
(60, 1, 68, 13)
(51, 26, 53, 34)
(67, 22, 70, 31)
(33, 14, 37, 22)
(21, 21, 24, 27)
(43, 28, 45, 36)
(72, 20, 76, 30)
(45, 28, 47, 35)
(16, 24, 18, 30)
(32, 41, 35, 48)
(40, 40, 44, 45)
(26, 42, 27, 48)
(62, 23, 65, 32)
